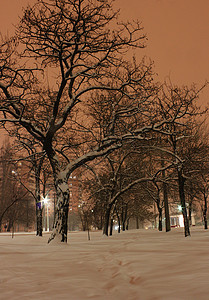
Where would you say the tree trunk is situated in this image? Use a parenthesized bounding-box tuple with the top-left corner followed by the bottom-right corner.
(34, 155, 45, 236)
(109, 218, 113, 236)
(118, 218, 121, 233)
(163, 182, 170, 232)
(156, 197, 163, 231)
(48, 179, 69, 243)
(7, 220, 13, 232)
(126, 218, 129, 230)
(87, 229, 90, 240)
(116, 209, 121, 233)
(122, 221, 125, 231)
(103, 204, 112, 236)
(161, 157, 171, 232)
(161, 161, 171, 232)
(203, 211, 208, 230)
(203, 195, 208, 230)
(188, 200, 192, 226)
(178, 168, 190, 237)
(158, 206, 163, 231)
(36, 206, 43, 236)
(122, 204, 128, 231)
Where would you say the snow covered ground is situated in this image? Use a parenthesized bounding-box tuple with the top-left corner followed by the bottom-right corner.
(0, 227, 209, 300)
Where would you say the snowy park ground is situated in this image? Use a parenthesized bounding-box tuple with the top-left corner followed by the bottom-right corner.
(1, 227, 209, 300)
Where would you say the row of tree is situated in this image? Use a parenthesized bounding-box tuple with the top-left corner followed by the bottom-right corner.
(0, 141, 35, 232)
(80, 115, 209, 237)
(1, 112, 209, 239)
(0, 0, 208, 243)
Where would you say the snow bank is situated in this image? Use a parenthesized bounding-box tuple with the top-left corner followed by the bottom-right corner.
(0, 227, 209, 299)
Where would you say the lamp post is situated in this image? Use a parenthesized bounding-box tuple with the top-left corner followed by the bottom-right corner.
(43, 196, 49, 232)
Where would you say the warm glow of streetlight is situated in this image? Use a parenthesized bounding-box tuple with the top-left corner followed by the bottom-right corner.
(42, 196, 48, 204)
(178, 205, 182, 212)
(42, 195, 49, 232)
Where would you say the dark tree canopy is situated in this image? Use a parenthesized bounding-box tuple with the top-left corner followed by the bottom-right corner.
(0, 0, 206, 242)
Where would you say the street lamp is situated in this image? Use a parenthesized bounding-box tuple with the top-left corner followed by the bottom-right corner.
(43, 196, 49, 232)
(178, 205, 182, 212)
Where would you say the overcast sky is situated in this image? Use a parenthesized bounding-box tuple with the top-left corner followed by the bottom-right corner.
(1, 0, 208, 84)
(0, 0, 208, 115)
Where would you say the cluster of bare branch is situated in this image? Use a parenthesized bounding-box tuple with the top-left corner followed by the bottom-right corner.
(0, 0, 208, 242)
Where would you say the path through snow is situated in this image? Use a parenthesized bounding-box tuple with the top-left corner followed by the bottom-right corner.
(0, 227, 209, 299)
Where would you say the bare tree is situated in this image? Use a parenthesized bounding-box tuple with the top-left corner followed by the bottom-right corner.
(197, 175, 209, 230)
(0, 141, 35, 232)
(83, 145, 170, 236)
(0, 1, 205, 243)
(0, 0, 155, 243)
(183, 122, 209, 230)
(155, 84, 208, 237)
(15, 137, 48, 236)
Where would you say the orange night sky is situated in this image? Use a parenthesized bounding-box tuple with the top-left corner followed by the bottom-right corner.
(0, 0, 209, 142)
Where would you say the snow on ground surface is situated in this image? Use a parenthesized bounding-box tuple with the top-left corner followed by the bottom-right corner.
(1, 227, 209, 300)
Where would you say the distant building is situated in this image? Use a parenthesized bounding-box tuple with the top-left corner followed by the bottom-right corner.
(169, 204, 195, 227)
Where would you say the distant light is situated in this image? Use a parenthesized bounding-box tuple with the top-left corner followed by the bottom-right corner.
(178, 205, 182, 212)
(42, 196, 48, 204)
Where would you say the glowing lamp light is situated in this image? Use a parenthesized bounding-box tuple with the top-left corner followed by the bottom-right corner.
(178, 205, 182, 212)
(42, 195, 49, 232)
(42, 196, 48, 204)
